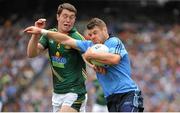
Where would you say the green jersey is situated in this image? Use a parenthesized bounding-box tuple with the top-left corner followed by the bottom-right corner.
(39, 27, 86, 95)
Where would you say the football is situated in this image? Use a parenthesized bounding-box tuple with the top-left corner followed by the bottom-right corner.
(90, 44, 109, 66)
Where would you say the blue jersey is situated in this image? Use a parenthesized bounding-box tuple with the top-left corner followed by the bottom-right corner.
(76, 36, 139, 97)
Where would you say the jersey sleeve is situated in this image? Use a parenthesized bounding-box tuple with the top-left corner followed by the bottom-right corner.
(74, 31, 85, 40)
(76, 40, 93, 53)
(106, 37, 128, 58)
(39, 35, 49, 49)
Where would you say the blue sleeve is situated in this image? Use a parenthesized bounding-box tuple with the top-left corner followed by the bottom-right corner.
(76, 40, 93, 53)
(105, 37, 128, 57)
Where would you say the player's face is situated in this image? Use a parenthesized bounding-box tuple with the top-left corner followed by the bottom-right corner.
(57, 9, 76, 33)
(88, 26, 106, 44)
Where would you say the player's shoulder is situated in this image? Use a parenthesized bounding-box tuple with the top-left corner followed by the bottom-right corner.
(106, 36, 122, 44)
(70, 29, 85, 40)
(48, 28, 58, 32)
(74, 31, 85, 40)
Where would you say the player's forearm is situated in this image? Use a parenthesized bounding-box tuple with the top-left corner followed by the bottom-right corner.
(27, 35, 40, 58)
(43, 30, 71, 43)
(88, 52, 120, 65)
(42, 29, 78, 49)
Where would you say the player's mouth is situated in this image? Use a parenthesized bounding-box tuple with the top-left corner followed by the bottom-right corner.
(63, 24, 71, 28)
(92, 40, 98, 44)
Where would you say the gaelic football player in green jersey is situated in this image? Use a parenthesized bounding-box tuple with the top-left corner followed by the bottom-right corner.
(26, 3, 87, 112)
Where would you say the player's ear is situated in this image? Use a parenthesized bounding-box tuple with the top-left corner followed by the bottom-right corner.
(56, 14, 60, 21)
(102, 27, 108, 35)
(103, 27, 108, 33)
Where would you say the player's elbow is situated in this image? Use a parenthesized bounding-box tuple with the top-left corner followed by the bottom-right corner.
(27, 52, 37, 58)
(27, 53, 35, 58)
(110, 55, 120, 65)
(110, 59, 119, 65)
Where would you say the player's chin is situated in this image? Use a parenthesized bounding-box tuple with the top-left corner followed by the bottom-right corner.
(92, 41, 99, 44)
(63, 25, 72, 31)
(63, 28, 71, 32)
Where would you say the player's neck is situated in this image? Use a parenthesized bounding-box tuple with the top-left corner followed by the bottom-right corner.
(58, 29, 69, 35)
(102, 34, 109, 43)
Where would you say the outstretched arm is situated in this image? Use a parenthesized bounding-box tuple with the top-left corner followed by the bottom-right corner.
(24, 26, 78, 49)
(27, 19, 47, 58)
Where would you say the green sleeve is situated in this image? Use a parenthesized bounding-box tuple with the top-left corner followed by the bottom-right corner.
(39, 35, 49, 49)
(38, 28, 57, 49)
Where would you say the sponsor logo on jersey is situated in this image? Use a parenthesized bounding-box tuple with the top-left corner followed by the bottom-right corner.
(51, 56, 67, 68)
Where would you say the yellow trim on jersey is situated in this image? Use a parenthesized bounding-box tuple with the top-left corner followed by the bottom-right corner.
(82, 68, 87, 79)
(73, 100, 83, 104)
(49, 28, 58, 32)
(75, 31, 85, 40)
(51, 66, 64, 82)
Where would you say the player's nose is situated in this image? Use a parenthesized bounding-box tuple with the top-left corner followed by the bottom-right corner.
(90, 34, 95, 40)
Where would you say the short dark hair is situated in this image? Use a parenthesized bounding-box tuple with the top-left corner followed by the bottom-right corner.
(57, 3, 77, 15)
(87, 18, 106, 30)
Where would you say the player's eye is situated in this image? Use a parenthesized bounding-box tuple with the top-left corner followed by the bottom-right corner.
(69, 15, 75, 20)
(62, 14, 68, 19)
(88, 34, 92, 37)
(62, 14, 75, 20)
(93, 32, 97, 35)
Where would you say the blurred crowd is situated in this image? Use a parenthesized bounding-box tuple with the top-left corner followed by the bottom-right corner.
(118, 22, 180, 111)
(0, 18, 52, 111)
(0, 17, 180, 112)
